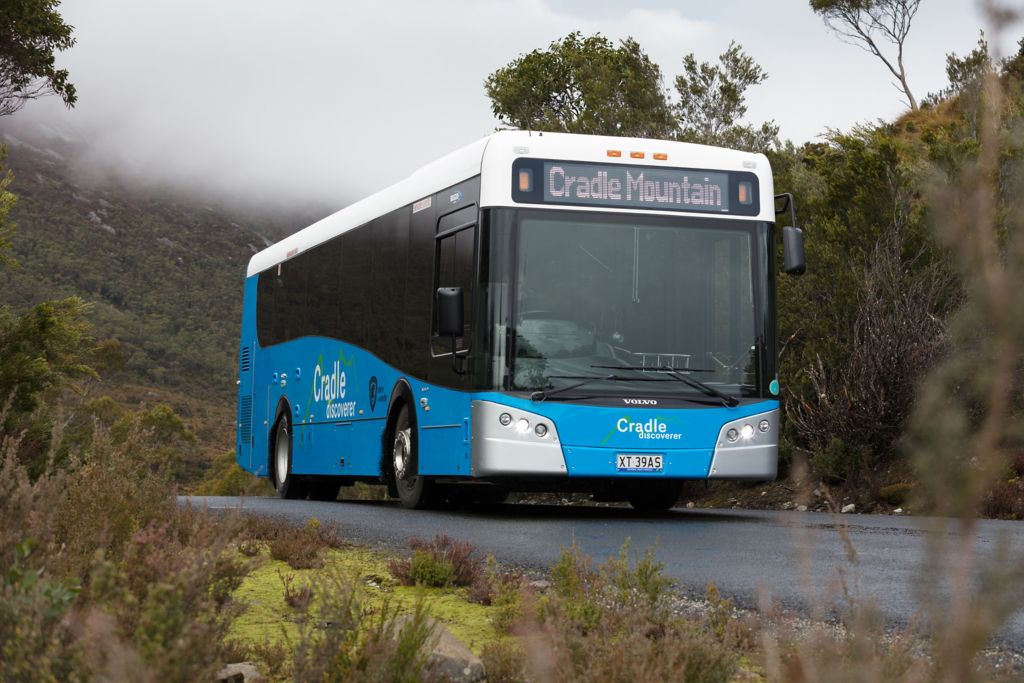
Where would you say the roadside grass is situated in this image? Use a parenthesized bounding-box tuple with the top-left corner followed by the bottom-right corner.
(227, 543, 501, 657)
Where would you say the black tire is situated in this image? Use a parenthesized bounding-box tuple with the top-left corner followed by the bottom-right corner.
(308, 478, 341, 502)
(390, 404, 433, 509)
(626, 481, 682, 513)
(272, 417, 308, 500)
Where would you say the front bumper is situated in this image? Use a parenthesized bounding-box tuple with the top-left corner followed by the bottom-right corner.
(470, 399, 778, 480)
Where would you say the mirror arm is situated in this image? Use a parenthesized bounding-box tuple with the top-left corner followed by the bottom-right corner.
(774, 192, 798, 230)
(449, 336, 467, 375)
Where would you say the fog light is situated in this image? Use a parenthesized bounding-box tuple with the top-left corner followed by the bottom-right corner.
(726, 428, 740, 443)
(741, 424, 755, 440)
(758, 419, 770, 433)
(499, 412, 512, 426)
(516, 418, 530, 433)
(535, 423, 548, 437)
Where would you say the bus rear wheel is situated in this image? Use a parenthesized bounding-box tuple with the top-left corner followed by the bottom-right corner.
(626, 481, 682, 513)
(273, 417, 308, 500)
(391, 404, 432, 509)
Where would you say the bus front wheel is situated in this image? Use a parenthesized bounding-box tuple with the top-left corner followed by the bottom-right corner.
(626, 481, 682, 513)
(391, 404, 432, 509)
(272, 417, 308, 500)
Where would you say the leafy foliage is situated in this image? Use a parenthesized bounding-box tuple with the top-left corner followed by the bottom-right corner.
(674, 41, 779, 152)
(0, 0, 76, 116)
(485, 32, 675, 138)
(0, 296, 93, 417)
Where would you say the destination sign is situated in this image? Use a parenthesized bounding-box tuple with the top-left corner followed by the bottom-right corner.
(511, 158, 758, 216)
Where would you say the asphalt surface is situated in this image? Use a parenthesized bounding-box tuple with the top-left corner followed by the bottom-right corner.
(182, 495, 1024, 649)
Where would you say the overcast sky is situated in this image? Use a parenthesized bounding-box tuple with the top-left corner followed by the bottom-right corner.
(12, 0, 1021, 212)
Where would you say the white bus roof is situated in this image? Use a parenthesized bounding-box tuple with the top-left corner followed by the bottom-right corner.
(246, 130, 774, 277)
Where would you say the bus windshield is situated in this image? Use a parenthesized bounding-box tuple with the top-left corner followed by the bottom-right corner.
(509, 211, 766, 398)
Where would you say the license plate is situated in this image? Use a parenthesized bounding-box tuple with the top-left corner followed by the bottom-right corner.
(616, 454, 663, 472)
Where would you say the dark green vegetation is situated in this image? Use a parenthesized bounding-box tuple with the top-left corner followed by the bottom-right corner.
(0, 0, 77, 116)
(0, 124, 303, 396)
(486, 36, 777, 152)
(0, 121, 311, 489)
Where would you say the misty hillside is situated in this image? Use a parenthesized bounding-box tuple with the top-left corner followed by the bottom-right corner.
(0, 120, 315, 398)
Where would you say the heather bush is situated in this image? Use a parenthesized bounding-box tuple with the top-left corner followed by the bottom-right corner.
(291, 569, 442, 683)
(270, 520, 325, 569)
(389, 534, 481, 588)
(533, 543, 736, 682)
(280, 570, 314, 610)
(0, 403, 254, 682)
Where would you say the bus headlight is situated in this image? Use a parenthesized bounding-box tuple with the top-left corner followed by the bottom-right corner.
(499, 412, 513, 426)
(741, 424, 755, 440)
(759, 419, 770, 433)
(535, 423, 548, 438)
(516, 418, 530, 433)
(726, 428, 740, 443)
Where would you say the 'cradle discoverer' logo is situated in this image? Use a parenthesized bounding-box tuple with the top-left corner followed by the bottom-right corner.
(313, 360, 356, 419)
(616, 417, 681, 441)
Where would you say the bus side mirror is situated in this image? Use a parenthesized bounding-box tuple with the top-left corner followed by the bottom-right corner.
(782, 226, 806, 276)
(437, 287, 464, 337)
(437, 287, 467, 376)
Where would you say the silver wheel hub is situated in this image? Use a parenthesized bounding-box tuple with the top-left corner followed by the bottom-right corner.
(275, 428, 289, 487)
(393, 428, 412, 481)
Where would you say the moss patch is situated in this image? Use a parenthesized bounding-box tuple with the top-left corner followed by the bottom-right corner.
(228, 545, 500, 654)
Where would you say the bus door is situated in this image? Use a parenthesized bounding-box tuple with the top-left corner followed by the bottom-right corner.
(421, 208, 476, 474)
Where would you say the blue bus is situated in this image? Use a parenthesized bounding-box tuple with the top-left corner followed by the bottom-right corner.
(236, 131, 805, 511)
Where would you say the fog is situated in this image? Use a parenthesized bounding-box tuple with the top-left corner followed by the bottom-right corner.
(7, 0, 1011, 216)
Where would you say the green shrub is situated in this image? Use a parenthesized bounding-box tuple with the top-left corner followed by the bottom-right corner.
(409, 550, 457, 587)
(195, 450, 273, 497)
(533, 542, 736, 682)
(877, 482, 914, 506)
(481, 640, 528, 683)
(291, 570, 442, 682)
(811, 437, 867, 485)
(389, 535, 480, 588)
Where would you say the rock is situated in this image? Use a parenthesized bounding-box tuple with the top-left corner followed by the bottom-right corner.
(686, 501, 695, 509)
(796, 504, 808, 512)
(394, 616, 485, 682)
(760, 490, 767, 496)
(813, 488, 822, 498)
(781, 501, 794, 510)
(727, 497, 739, 505)
(894, 507, 903, 514)
(216, 662, 265, 683)
(841, 503, 856, 514)
(528, 579, 551, 591)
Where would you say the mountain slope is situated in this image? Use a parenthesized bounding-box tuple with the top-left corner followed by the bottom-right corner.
(0, 121, 316, 401)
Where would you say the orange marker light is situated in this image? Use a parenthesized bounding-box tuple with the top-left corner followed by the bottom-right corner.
(518, 169, 533, 192)
(653, 153, 668, 161)
(738, 181, 752, 205)
(607, 150, 622, 158)
(630, 151, 645, 159)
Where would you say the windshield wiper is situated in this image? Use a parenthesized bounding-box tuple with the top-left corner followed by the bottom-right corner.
(530, 374, 631, 402)
(591, 364, 739, 408)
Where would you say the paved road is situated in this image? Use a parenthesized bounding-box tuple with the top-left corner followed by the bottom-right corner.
(182, 495, 1024, 649)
